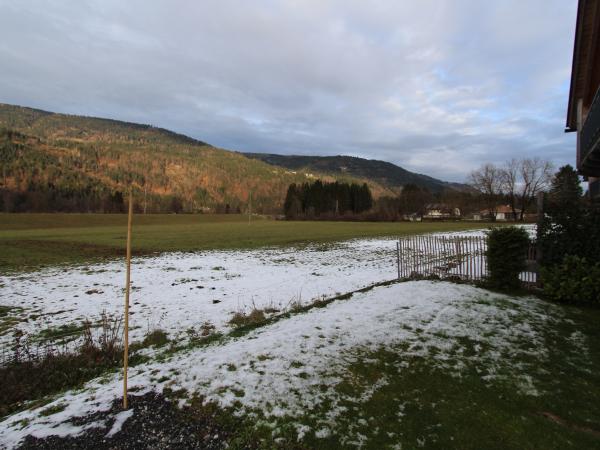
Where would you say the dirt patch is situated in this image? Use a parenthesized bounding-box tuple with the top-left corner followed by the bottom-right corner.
(541, 412, 600, 439)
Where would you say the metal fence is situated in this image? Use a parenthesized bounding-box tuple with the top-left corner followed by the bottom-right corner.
(396, 235, 538, 285)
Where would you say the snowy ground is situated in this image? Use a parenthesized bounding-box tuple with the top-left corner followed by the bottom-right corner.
(0, 279, 572, 448)
(1, 227, 522, 354)
(0, 238, 397, 354)
(1, 225, 554, 448)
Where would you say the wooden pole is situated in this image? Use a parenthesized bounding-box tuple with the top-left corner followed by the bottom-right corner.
(468, 237, 472, 280)
(396, 240, 401, 280)
(424, 236, 430, 276)
(248, 191, 252, 225)
(123, 188, 133, 410)
(417, 236, 422, 276)
(143, 185, 147, 214)
(399, 238, 404, 278)
(402, 238, 406, 278)
(480, 236, 485, 280)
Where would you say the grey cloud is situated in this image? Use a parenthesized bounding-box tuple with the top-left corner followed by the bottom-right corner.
(0, 0, 578, 182)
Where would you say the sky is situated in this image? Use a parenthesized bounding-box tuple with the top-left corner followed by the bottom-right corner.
(0, 0, 578, 182)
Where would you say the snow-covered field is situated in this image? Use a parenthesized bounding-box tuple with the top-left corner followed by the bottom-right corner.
(0, 226, 535, 355)
(0, 280, 570, 448)
(0, 238, 398, 353)
(1, 225, 554, 448)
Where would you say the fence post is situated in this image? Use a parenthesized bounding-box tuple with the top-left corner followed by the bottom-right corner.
(396, 240, 401, 280)
(480, 236, 485, 280)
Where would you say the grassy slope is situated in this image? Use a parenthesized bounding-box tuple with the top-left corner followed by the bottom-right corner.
(197, 287, 600, 450)
(0, 213, 496, 272)
(293, 300, 600, 450)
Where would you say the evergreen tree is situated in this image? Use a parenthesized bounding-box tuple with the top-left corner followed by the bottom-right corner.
(283, 180, 373, 218)
(548, 165, 582, 206)
(537, 165, 598, 267)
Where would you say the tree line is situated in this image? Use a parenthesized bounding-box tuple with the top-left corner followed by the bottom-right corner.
(469, 157, 553, 221)
(284, 180, 373, 219)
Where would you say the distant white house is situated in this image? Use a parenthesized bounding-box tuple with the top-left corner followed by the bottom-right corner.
(423, 204, 461, 220)
(402, 213, 422, 222)
(479, 205, 520, 221)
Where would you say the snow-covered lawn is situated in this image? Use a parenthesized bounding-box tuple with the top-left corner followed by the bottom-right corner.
(0, 279, 579, 448)
(4, 225, 574, 448)
(0, 238, 397, 353)
(0, 227, 534, 355)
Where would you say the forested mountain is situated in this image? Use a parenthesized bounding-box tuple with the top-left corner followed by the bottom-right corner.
(244, 153, 472, 194)
(0, 104, 395, 213)
(0, 103, 466, 214)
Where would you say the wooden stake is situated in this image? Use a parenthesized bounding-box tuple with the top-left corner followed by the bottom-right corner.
(428, 235, 433, 275)
(123, 188, 133, 410)
(410, 236, 417, 278)
(401, 238, 406, 278)
(468, 237, 472, 280)
(416, 236, 423, 275)
(396, 240, 401, 280)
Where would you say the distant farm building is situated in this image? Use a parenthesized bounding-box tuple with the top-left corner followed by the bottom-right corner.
(479, 205, 520, 221)
(423, 204, 461, 220)
(402, 213, 422, 222)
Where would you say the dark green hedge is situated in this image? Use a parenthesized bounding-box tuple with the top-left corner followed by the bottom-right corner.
(541, 256, 600, 304)
(486, 227, 530, 290)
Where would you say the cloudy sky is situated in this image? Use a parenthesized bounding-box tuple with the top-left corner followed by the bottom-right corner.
(0, 0, 578, 182)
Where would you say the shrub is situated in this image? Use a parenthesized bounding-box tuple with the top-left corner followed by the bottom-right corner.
(541, 256, 600, 304)
(228, 309, 266, 328)
(0, 316, 124, 417)
(141, 329, 169, 348)
(486, 226, 530, 290)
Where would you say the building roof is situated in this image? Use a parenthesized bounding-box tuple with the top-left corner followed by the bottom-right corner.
(480, 205, 521, 215)
(566, 0, 600, 131)
(424, 203, 452, 210)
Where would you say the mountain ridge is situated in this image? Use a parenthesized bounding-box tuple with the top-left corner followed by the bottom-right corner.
(0, 103, 470, 213)
(243, 153, 472, 194)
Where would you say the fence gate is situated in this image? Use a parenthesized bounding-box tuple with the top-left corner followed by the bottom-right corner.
(396, 235, 538, 286)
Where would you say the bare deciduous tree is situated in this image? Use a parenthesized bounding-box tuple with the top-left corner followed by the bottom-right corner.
(517, 157, 553, 220)
(499, 158, 553, 221)
(500, 159, 519, 219)
(469, 163, 503, 220)
(472, 158, 553, 222)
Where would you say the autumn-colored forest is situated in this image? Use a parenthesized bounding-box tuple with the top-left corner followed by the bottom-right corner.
(0, 104, 388, 214)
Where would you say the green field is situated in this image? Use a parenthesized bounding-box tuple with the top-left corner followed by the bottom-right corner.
(0, 214, 498, 272)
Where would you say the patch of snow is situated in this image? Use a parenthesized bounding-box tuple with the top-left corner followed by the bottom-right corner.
(105, 409, 133, 437)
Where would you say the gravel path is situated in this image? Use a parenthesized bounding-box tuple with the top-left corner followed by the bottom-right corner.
(18, 393, 227, 450)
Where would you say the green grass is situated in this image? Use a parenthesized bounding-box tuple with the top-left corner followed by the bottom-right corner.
(0, 213, 498, 272)
(207, 299, 600, 450)
(38, 403, 67, 417)
(0, 305, 25, 336)
(35, 323, 89, 343)
(144, 280, 600, 449)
